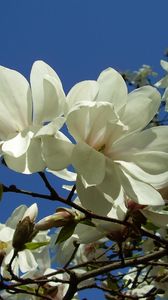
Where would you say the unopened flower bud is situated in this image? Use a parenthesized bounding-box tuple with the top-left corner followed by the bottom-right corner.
(22, 203, 38, 222)
(12, 203, 38, 251)
(35, 208, 75, 231)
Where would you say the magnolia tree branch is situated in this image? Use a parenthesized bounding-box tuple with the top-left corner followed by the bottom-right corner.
(3, 182, 168, 249)
(51, 248, 168, 300)
(77, 248, 167, 283)
(1, 168, 168, 300)
(38, 172, 59, 197)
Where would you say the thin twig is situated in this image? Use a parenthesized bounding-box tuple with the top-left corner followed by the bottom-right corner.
(38, 171, 59, 197)
(64, 241, 80, 269)
(77, 248, 168, 283)
(67, 184, 76, 202)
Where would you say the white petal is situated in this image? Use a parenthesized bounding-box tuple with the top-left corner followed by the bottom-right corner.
(4, 138, 46, 174)
(123, 86, 161, 132)
(96, 68, 128, 112)
(72, 142, 106, 185)
(142, 207, 168, 227)
(99, 159, 123, 199)
(112, 126, 168, 157)
(55, 234, 78, 265)
(22, 203, 38, 222)
(47, 168, 77, 181)
(6, 205, 27, 228)
(76, 175, 113, 215)
(35, 117, 65, 137)
(35, 247, 51, 271)
(131, 152, 168, 175)
(30, 60, 64, 123)
(155, 74, 168, 88)
(42, 134, 74, 171)
(117, 160, 168, 189)
(0, 227, 14, 242)
(94, 202, 127, 235)
(18, 250, 38, 272)
(119, 168, 164, 206)
(76, 223, 105, 244)
(67, 103, 118, 143)
(0, 66, 32, 139)
(162, 87, 168, 104)
(2, 131, 32, 157)
(66, 80, 99, 114)
(42, 75, 65, 121)
(160, 59, 168, 72)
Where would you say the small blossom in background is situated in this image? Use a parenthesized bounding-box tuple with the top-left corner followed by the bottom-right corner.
(0, 204, 50, 277)
(155, 60, 168, 111)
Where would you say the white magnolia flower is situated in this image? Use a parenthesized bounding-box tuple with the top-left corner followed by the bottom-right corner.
(53, 103, 167, 206)
(74, 239, 108, 266)
(155, 59, 168, 111)
(43, 67, 168, 206)
(123, 267, 155, 299)
(0, 204, 50, 277)
(0, 61, 66, 173)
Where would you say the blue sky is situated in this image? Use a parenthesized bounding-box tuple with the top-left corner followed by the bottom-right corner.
(0, 1, 168, 298)
(1, 0, 168, 217)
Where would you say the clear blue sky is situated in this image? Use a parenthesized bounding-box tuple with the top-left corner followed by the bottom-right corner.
(0, 1, 168, 298)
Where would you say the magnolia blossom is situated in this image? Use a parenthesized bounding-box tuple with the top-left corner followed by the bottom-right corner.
(155, 60, 168, 111)
(0, 61, 66, 173)
(124, 264, 168, 299)
(0, 204, 50, 277)
(123, 267, 155, 299)
(43, 67, 168, 206)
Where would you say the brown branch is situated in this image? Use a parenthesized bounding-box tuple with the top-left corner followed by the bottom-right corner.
(38, 171, 59, 197)
(64, 241, 79, 269)
(3, 185, 168, 248)
(2, 184, 133, 226)
(77, 248, 168, 283)
(140, 227, 168, 246)
(67, 184, 76, 202)
(63, 271, 78, 300)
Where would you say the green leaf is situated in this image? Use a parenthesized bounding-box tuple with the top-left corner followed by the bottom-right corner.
(15, 285, 45, 296)
(0, 184, 3, 200)
(16, 285, 36, 293)
(144, 221, 159, 231)
(55, 222, 77, 244)
(25, 241, 49, 250)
